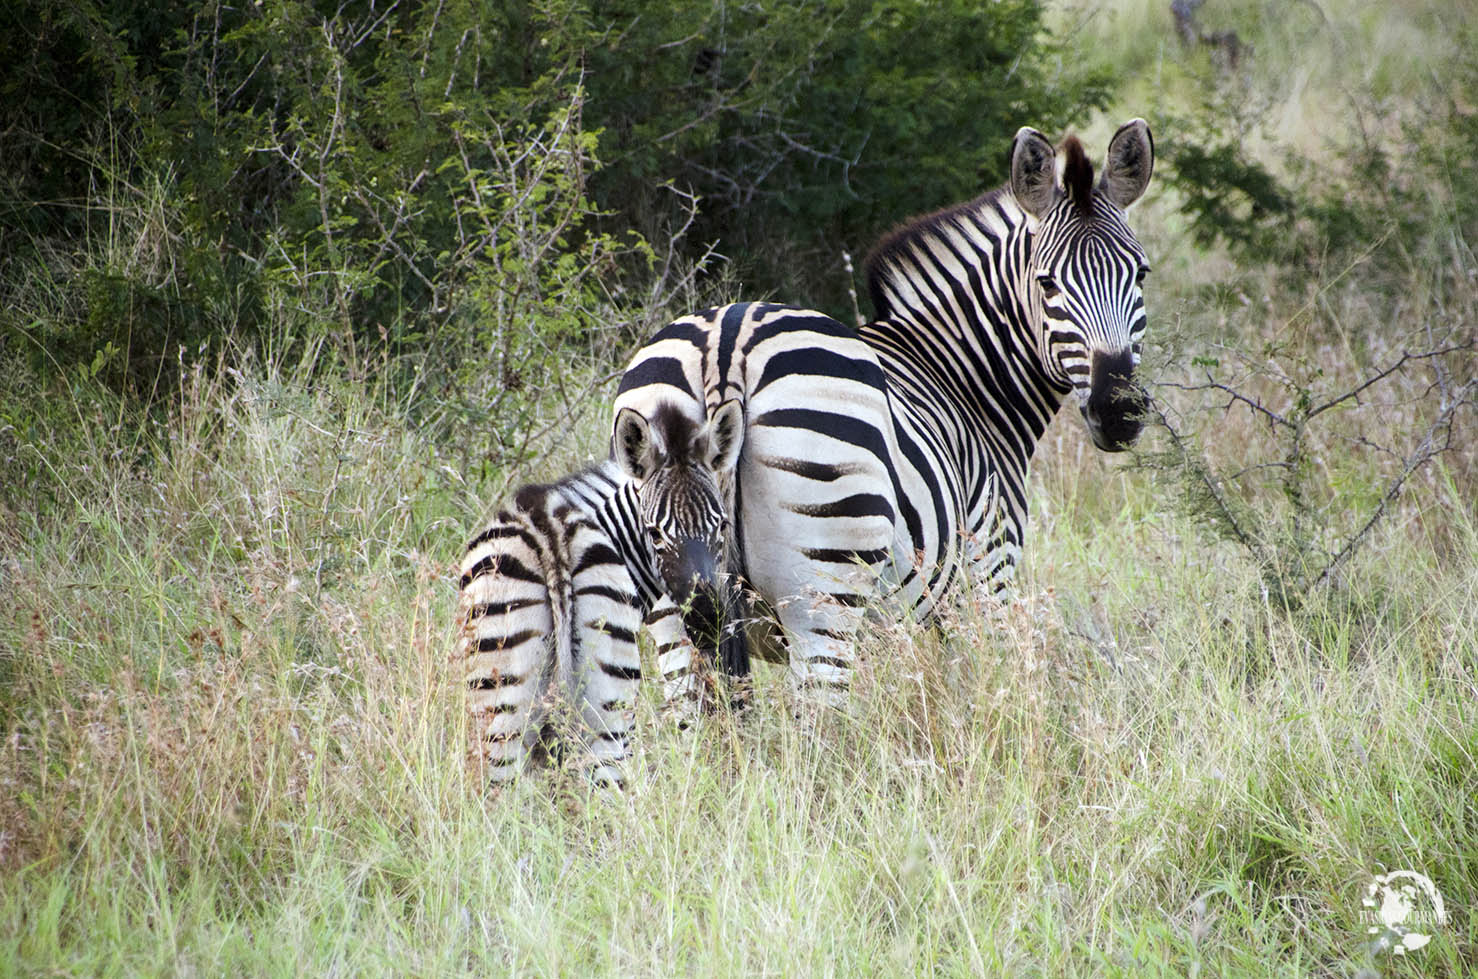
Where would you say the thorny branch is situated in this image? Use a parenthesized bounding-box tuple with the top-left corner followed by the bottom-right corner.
(1140, 387, 1263, 561)
(1305, 344, 1473, 421)
(1314, 375, 1476, 587)
(1157, 343, 1475, 431)
(1143, 331, 1477, 599)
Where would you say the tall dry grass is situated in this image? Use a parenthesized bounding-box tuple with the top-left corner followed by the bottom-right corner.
(3, 0, 1476, 974)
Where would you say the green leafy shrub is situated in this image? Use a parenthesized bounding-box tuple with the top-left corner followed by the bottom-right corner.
(580, 0, 1113, 315)
(1, 0, 671, 480)
(1, 0, 1115, 400)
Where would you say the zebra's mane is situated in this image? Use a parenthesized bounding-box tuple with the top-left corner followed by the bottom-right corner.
(864, 135, 1101, 320)
(650, 401, 700, 465)
(862, 187, 1008, 321)
(1061, 136, 1095, 218)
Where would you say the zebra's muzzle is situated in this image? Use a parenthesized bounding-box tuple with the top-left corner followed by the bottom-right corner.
(1082, 349, 1143, 451)
(667, 537, 719, 600)
(665, 537, 723, 645)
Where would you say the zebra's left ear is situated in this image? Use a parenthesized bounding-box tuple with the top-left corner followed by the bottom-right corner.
(613, 406, 662, 481)
(1100, 119, 1154, 209)
(703, 399, 745, 474)
(1010, 126, 1060, 219)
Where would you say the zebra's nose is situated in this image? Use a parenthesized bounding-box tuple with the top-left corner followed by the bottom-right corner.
(669, 537, 718, 600)
(670, 538, 724, 648)
(1082, 348, 1143, 451)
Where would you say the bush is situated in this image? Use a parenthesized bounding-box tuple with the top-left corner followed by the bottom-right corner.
(580, 0, 1112, 315)
(0, 0, 1114, 402)
(0, 0, 688, 481)
(1143, 27, 1478, 606)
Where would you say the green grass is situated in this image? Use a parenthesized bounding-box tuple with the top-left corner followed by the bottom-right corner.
(2, 330, 1472, 975)
(3, 1, 1476, 975)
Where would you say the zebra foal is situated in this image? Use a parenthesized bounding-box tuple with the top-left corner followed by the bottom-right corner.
(458, 400, 743, 786)
(616, 120, 1157, 700)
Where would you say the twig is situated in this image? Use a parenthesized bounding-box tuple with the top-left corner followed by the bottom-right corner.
(1313, 378, 1477, 587)
(1142, 391, 1262, 560)
(1306, 343, 1475, 421)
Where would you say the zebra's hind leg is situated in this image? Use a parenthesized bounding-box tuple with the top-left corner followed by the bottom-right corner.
(565, 522, 647, 789)
(741, 514, 893, 708)
(571, 634, 643, 788)
(777, 592, 871, 708)
(459, 524, 557, 786)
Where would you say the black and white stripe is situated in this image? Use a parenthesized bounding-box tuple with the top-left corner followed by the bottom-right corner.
(615, 304, 902, 696)
(458, 402, 743, 786)
(614, 120, 1156, 700)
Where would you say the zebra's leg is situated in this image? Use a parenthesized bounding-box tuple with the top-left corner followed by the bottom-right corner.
(772, 574, 880, 707)
(737, 480, 895, 705)
(646, 595, 707, 723)
(566, 524, 646, 788)
(963, 476, 1022, 608)
(460, 526, 555, 785)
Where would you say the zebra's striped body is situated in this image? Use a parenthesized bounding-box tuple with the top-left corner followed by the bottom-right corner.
(615, 121, 1156, 699)
(616, 304, 903, 694)
(459, 401, 742, 786)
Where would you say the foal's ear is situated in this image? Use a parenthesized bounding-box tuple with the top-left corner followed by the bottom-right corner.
(613, 406, 663, 481)
(1100, 119, 1154, 210)
(703, 399, 744, 474)
(1010, 127, 1060, 219)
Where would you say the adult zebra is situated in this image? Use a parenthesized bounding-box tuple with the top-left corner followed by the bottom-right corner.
(615, 121, 1156, 700)
(458, 400, 743, 786)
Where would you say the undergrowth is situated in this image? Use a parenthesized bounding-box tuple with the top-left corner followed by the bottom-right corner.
(2, 0, 1475, 975)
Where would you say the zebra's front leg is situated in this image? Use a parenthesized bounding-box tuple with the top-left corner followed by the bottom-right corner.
(646, 595, 708, 724)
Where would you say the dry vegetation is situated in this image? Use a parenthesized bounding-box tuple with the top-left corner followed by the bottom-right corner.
(2, 0, 1475, 975)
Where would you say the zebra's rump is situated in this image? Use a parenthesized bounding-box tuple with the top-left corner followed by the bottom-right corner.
(458, 472, 647, 787)
(614, 302, 907, 697)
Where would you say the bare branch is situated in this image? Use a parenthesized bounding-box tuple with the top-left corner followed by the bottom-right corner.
(1305, 342, 1475, 421)
(1156, 375, 1294, 429)
(1313, 378, 1478, 587)
(1142, 391, 1264, 561)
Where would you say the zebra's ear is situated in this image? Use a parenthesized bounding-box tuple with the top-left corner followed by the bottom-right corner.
(1100, 119, 1154, 209)
(613, 406, 662, 481)
(703, 399, 745, 474)
(1010, 126, 1060, 219)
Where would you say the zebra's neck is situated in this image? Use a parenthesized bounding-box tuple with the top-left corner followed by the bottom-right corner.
(558, 460, 664, 607)
(860, 190, 1068, 493)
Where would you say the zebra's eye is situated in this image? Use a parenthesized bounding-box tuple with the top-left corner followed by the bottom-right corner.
(1135, 265, 1150, 285)
(1036, 273, 1060, 299)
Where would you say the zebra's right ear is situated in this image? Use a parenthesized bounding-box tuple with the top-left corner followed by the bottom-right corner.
(1009, 126, 1060, 220)
(704, 399, 745, 474)
(613, 406, 661, 481)
(1100, 118, 1154, 209)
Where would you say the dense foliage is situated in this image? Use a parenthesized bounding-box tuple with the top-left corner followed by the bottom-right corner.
(1, 0, 1106, 405)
